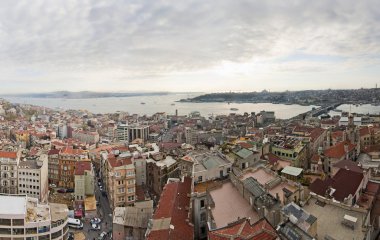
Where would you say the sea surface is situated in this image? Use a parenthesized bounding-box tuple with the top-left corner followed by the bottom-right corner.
(5, 94, 380, 119)
(328, 104, 380, 116)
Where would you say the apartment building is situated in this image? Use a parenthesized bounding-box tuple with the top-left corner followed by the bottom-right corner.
(72, 130, 99, 144)
(18, 154, 49, 202)
(58, 147, 89, 189)
(116, 123, 150, 143)
(0, 150, 20, 194)
(48, 149, 60, 186)
(74, 161, 95, 201)
(106, 156, 136, 209)
(0, 194, 69, 240)
(146, 153, 180, 195)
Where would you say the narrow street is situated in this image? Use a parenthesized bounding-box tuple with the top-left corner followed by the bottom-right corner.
(69, 179, 113, 240)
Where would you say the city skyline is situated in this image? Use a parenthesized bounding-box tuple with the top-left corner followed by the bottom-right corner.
(0, 0, 379, 93)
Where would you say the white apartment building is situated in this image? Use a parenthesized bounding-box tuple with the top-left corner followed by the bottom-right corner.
(18, 155, 49, 202)
(0, 194, 69, 240)
(116, 124, 150, 143)
(0, 151, 20, 194)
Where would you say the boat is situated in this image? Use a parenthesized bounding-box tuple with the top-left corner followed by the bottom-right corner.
(230, 108, 239, 111)
(141, 102, 146, 105)
(171, 103, 175, 106)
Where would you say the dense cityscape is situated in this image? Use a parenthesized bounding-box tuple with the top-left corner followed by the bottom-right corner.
(0, 94, 379, 239)
(1, 0, 380, 239)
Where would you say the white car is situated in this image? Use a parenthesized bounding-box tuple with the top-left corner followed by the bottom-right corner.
(91, 218, 102, 224)
(98, 231, 107, 240)
(91, 223, 101, 230)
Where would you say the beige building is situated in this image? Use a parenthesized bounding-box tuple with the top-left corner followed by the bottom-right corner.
(106, 156, 136, 209)
(18, 154, 49, 202)
(0, 150, 20, 194)
(74, 161, 95, 201)
(0, 194, 69, 240)
(72, 130, 100, 144)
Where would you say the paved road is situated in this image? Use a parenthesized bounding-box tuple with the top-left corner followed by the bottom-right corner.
(69, 179, 113, 240)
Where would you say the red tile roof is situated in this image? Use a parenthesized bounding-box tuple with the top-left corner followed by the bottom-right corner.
(333, 159, 363, 173)
(310, 154, 320, 164)
(107, 157, 132, 168)
(75, 161, 92, 175)
(48, 149, 60, 155)
(208, 218, 278, 240)
(238, 142, 253, 149)
(147, 177, 193, 240)
(262, 153, 282, 165)
(309, 169, 363, 202)
(359, 127, 370, 137)
(60, 147, 84, 155)
(0, 151, 17, 159)
(309, 128, 325, 141)
(324, 141, 355, 159)
(331, 131, 344, 140)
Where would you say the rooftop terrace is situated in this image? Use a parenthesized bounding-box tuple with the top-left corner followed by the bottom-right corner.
(208, 181, 259, 229)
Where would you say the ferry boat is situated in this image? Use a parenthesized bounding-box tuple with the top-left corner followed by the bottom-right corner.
(230, 108, 238, 111)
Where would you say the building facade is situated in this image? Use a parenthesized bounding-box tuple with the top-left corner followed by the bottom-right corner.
(18, 154, 49, 202)
(0, 194, 69, 240)
(0, 151, 20, 194)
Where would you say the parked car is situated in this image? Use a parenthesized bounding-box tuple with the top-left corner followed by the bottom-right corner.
(57, 189, 66, 193)
(98, 231, 107, 240)
(91, 223, 101, 231)
(66, 188, 74, 193)
(91, 218, 102, 224)
(49, 183, 57, 188)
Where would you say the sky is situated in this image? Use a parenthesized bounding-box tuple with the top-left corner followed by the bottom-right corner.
(0, 0, 380, 93)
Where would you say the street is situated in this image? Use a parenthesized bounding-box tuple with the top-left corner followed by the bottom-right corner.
(70, 179, 113, 240)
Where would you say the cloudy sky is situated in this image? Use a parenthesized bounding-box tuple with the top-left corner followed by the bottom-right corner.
(0, 0, 379, 93)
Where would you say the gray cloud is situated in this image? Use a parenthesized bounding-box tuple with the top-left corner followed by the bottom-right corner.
(0, 0, 379, 92)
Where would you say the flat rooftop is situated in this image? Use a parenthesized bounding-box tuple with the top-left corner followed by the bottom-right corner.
(303, 198, 367, 240)
(50, 203, 69, 222)
(209, 181, 259, 228)
(26, 198, 50, 223)
(240, 168, 275, 185)
(0, 195, 26, 217)
(268, 182, 296, 203)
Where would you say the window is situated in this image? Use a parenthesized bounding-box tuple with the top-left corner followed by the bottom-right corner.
(200, 200, 205, 208)
(128, 196, 134, 201)
(198, 176, 203, 182)
(201, 226, 206, 234)
(128, 188, 134, 193)
(200, 213, 206, 222)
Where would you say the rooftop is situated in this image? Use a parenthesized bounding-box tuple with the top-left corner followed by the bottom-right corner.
(309, 169, 363, 202)
(208, 218, 278, 240)
(282, 202, 317, 233)
(281, 166, 303, 177)
(208, 181, 259, 229)
(303, 198, 367, 240)
(147, 177, 193, 240)
(240, 168, 275, 185)
(0, 195, 26, 217)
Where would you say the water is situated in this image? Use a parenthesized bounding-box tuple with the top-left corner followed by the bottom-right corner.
(6, 93, 319, 119)
(328, 104, 380, 117)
